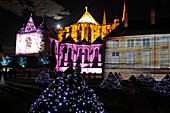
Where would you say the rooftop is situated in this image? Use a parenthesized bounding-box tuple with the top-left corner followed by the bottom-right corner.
(105, 16, 170, 38)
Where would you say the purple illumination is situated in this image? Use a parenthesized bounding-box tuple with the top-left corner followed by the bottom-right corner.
(16, 33, 44, 54)
(58, 42, 102, 74)
(16, 13, 103, 74)
(59, 103, 62, 106)
(15, 14, 45, 55)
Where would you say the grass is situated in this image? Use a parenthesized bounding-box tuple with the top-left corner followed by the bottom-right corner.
(92, 87, 130, 113)
(0, 82, 46, 113)
(143, 87, 170, 113)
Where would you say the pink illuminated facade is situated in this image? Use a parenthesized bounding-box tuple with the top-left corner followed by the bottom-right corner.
(16, 12, 106, 74)
(16, 14, 59, 56)
(15, 14, 60, 71)
(59, 36, 103, 74)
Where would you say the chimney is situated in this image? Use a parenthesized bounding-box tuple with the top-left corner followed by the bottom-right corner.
(124, 12, 128, 27)
(151, 8, 155, 25)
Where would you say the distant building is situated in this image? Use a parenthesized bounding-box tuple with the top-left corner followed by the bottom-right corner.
(104, 8, 170, 79)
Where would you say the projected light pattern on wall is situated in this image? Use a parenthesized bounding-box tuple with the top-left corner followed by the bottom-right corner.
(0, 56, 12, 66)
(16, 33, 44, 54)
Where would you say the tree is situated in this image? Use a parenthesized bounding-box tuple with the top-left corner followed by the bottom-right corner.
(153, 74, 170, 96)
(100, 72, 121, 90)
(35, 71, 50, 84)
(29, 67, 105, 113)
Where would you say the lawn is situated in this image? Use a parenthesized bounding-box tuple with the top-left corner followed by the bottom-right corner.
(0, 82, 46, 113)
(0, 79, 169, 113)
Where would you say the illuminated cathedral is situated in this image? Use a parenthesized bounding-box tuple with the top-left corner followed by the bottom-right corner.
(58, 6, 119, 42)
(58, 7, 119, 74)
(15, 7, 120, 74)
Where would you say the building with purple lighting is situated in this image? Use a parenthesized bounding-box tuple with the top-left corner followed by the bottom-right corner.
(59, 33, 103, 74)
(15, 7, 120, 74)
(15, 13, 60, 71)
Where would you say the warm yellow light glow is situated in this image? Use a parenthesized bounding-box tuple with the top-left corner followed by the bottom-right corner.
(78, 7, 99, 25)
(1, 67, 10, 72)
(122, 0, 126, 22)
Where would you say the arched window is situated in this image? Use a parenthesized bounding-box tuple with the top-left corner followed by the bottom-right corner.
(85, 49, 88, 62)
(79, 49, 82, 61)
(84, 27, 88, 40)
(62, 46, 67, 61)
(95, 48, 99, 58)
(68, 48, 72, 61)
(51, 41, 55, 54)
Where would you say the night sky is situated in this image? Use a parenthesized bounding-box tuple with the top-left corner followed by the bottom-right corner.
(0, 0, 170, 55)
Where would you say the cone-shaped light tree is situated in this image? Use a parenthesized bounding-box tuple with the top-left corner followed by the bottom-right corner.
(153, 74, 170, 96)
(35, 71, 50, 84)
(100, 72, 121, 90)
(137, 74, 156, 87)
(29, 67, 105, 112)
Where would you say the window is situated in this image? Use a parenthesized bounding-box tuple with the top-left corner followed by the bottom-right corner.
(95, 48, 99, 58)
(106, 40, 112, 49)
(78, 49, 82, 61)
(105, 50, 111, 63)
(160, 49, 169, 68)
(112, 40, 119, 48)
(68, 48, 72, 61)
(126, 52, 134, 67)
(141, 50, 150, 68)
(112, 52, 120, 67)
(159, 37, 168, 46)
(143, 38, 150, 47)
(112, 52, 119, 56)
(127, 39, 134, 47)
(106, 40, 119, 49)
(85, 49, 88, 62)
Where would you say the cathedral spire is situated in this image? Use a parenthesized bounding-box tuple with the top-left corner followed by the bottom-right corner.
(122, 0, 126, 22)
(102, 9, 106, 25)
(85, 6, 88, 12)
